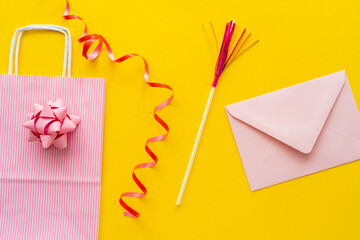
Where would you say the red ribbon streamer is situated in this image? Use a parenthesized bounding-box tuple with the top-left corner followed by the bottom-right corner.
(63, 0, 174, 218)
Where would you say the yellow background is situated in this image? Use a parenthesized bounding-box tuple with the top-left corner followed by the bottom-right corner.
(2, 0, 360, 239)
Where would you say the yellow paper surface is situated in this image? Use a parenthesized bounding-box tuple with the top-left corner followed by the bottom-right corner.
(1, 0, 360, 239)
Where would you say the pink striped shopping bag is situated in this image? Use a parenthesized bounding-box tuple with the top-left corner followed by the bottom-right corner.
(0, 25, 105, 239)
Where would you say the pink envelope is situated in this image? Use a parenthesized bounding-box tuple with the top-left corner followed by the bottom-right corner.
(225, 70, 360, 191)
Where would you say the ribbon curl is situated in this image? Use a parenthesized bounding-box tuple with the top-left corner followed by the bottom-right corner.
(63, 0, 174, 218)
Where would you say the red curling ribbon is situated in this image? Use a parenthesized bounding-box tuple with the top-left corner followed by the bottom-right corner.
(63, 0, 174, 218)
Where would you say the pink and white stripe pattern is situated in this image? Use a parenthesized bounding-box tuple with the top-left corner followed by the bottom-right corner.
(0, 74, 105, 239)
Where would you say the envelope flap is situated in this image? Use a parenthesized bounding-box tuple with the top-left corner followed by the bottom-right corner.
(225, 71, 346, 153)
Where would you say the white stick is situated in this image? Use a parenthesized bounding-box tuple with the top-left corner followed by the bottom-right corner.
(176, 86, 216, 206)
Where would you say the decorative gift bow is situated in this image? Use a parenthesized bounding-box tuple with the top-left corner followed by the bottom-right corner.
(23, 99, 80, 149)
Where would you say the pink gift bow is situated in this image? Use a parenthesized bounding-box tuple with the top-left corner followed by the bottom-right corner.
(23, 98, 80, 149)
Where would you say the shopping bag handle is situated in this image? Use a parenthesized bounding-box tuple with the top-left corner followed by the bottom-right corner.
(8, 25, 72, 77)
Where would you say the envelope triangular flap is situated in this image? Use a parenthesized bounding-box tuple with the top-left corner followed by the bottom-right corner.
(226, 71, 346, 154)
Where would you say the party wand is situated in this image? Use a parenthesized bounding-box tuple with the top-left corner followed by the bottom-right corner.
(176, 20, 258, 205)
